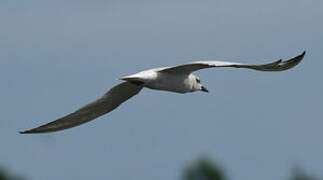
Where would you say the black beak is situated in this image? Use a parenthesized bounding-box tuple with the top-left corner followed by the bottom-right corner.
(201, 86, 209, 93)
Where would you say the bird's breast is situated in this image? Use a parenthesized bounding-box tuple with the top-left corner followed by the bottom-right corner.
(145, 72, 192, 94)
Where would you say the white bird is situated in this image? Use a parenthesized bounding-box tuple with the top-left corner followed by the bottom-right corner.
(20, 51, 306, 134)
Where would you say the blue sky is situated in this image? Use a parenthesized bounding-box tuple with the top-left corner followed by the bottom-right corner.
(0, 0, 322, 179)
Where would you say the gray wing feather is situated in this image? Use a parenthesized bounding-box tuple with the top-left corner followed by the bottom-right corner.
(20, 82, 143, 134)
(159, 51, 305, 73)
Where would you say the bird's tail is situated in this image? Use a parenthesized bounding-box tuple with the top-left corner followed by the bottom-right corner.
(119, 77, 145, 86)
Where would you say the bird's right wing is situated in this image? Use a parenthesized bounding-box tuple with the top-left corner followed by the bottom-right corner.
(20, 82, 143, 134)
(159, 51, 306, 74)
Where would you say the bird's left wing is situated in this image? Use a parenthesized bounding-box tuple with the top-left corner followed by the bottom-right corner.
(159, 51, 305, 74)
(20, 82, 143, 134)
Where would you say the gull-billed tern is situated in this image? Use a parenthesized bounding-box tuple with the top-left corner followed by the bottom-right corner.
(20, 51, 306, 134)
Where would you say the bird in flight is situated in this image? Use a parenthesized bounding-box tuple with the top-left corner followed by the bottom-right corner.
(20, 51, 306, 134)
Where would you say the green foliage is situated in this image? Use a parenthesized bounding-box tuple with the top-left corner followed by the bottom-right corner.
(290, 167, 320, 180)
(182, 158, 226, 180)
(0, 161, 321, 180)
(182, 158, 321, 180)
(0, 168, 25, 180)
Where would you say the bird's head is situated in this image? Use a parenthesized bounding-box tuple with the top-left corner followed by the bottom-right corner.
(191, 75, 209, 93)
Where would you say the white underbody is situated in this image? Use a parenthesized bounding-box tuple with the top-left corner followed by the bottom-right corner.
(121, 68, 194, 94)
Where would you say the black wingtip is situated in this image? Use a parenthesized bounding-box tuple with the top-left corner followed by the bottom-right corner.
(19, 129, 37, 134)
(296, 51, 306, 61)
(19, 130, 30, 134)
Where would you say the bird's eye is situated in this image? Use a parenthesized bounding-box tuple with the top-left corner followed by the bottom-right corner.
(196, 78, 200, 83)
